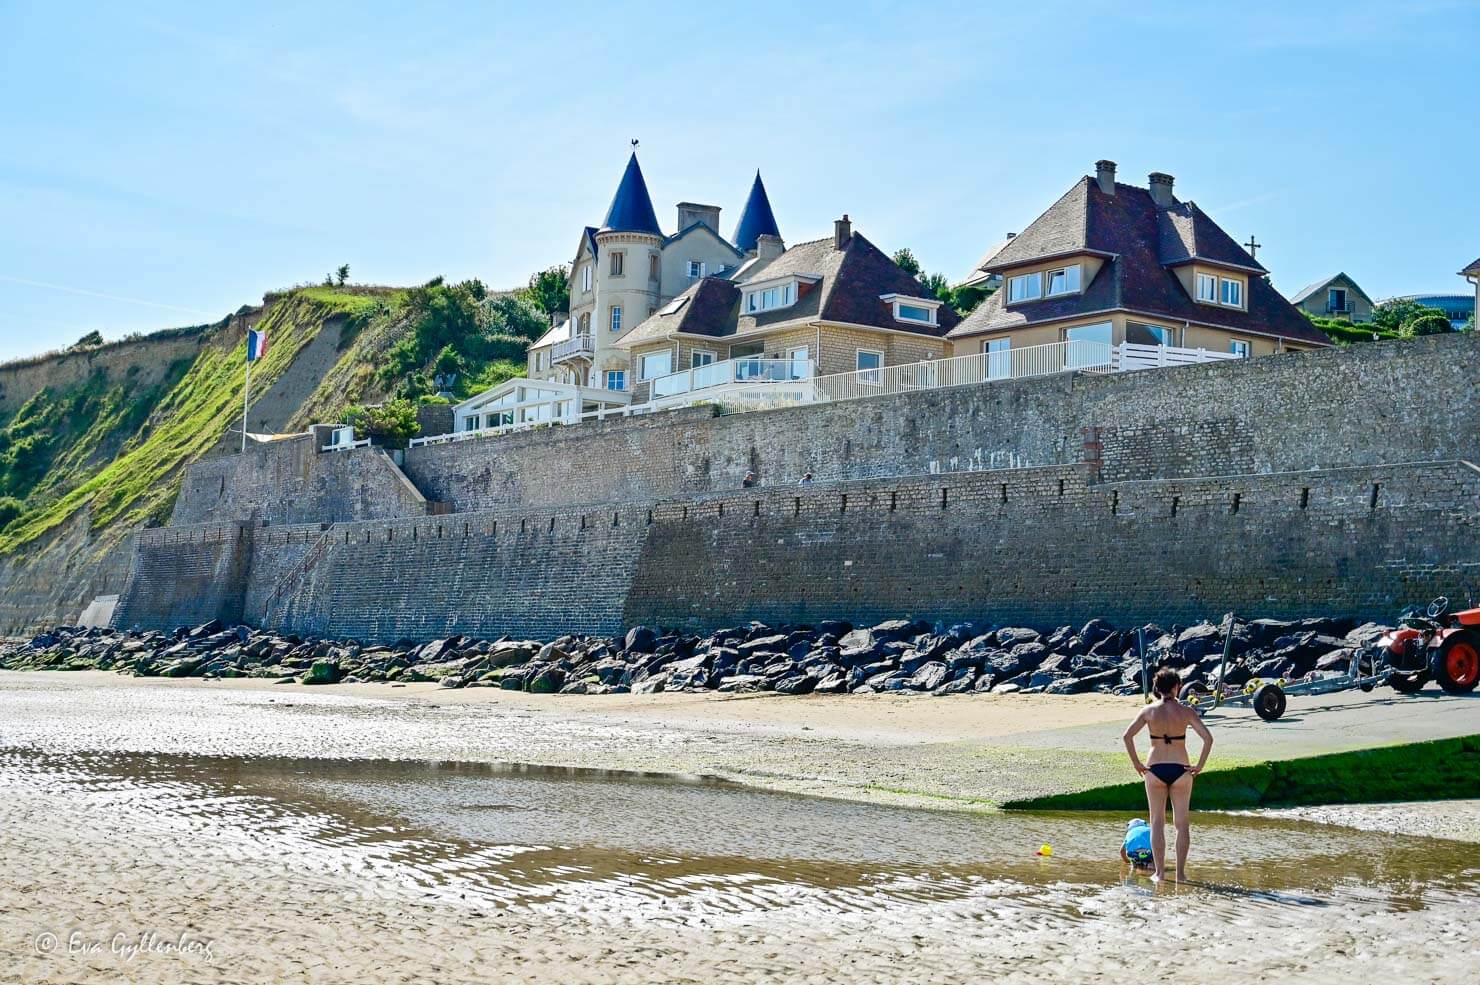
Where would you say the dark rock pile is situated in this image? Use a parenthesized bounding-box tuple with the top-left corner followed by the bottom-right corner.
(0, 614, 1390, 697)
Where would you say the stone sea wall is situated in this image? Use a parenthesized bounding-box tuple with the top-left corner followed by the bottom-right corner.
(118, 334, 1480, 641)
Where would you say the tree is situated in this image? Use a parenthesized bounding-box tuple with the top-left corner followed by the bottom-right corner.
(0, 495, 22, 530)
(344, 399, 421, 449)
(483, 293, 547, 342)
(1372, 297, 1445, 335)
(522, 265, 569, 315)
(891, 248, 922, 278)
(1401, 312, 1452, 337)
(335, 264, 350, 286)
(920, 272, 952, 304)
(69, 331, 104, 350)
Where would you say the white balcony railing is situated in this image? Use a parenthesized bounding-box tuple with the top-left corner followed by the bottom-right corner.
(649, 356, 814, 400)
(814, 340, 1112, 403)
(1113, 341, 1241, 372)
(552, 333, 595, 362)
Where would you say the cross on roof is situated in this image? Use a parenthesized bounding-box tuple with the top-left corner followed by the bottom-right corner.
(1244, 235, 1261, 260)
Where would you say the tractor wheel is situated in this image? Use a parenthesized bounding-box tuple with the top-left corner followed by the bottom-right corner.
(1252, 683, 1287, 722)
(1387, 671, 1429, 694)
(1432, 635, 1480, 695)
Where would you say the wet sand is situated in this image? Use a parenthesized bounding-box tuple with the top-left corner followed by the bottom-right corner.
(3, 672, 1477, 983)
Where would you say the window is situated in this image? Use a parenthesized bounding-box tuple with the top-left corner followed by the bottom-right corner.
(610, 251, 624, 276)
(649, 254, 661, 280)
(1229, 340, 1251, 358)
(578, 312, 590, 334)
(856, 349, 883, 383)
(1065, 322, 1113, 369)
(1220, 277, 1243, 308)
(1007, 271, 1043, 303)
(462, 417, 479, 432)
(1045, 264, 1082, 297)
(1328, 288, 1347, 313)
(1126, 322, 1173, 346)
(984, 338, 1011, 380)
(581, 264, 592, 292)
(639, 350, 673, 380)
(745, 282, 794, 313)
(897, 303, 934, 323)
(609, 306, 622, 333)
(604, 370, 626, 391)
(691, 349, 716, 368)
(687, 260, 705, 278)
(659, 296, 688, 316)
(1196, 273, 1218, 302)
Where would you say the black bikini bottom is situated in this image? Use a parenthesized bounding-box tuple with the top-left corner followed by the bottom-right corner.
(1147, 763, 1190, 785)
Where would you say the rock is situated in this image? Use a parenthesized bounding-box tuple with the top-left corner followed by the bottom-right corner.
(716, 674, 768, 692)
(818, 619, 853, 639)
(774, 674, 816, 695)
(907, 660, 949, 691)
(1314, 649, 1351, 672)
(869, 619, 919, 644)
(1344, 622, 1390, 648)
(526, 667, 566, 693)
(813, 673, 849, 694)
(1174, 622, 1224, 661)
(625, 626, 658, 654)
(631, 672, 668, 694)
(932, 669, 977, 695)
(995, 627, 1041, 648)
(993, 681, 1023, 694)
(1249, 656, 1293, 680)
(189, 619, 224, 639)
(739, 634, 789, 655)
(301, 658, 340, 685)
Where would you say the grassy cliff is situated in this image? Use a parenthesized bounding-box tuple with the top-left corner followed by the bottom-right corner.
(0, 287, 418, 631)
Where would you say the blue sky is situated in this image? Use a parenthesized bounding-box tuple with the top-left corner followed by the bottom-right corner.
(2, 1, 1477, 361)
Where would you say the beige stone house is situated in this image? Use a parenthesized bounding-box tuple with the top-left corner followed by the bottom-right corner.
(948, 160, 1332, 360)
(526, 155, 779, 394)
(613, 216, 957, 400)
(1289, 272, 1374, 322)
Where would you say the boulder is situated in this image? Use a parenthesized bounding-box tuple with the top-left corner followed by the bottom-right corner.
(716, 674, 768, 692)
(1174, 622, 1224, 661)
(932, 669, 977, 696)
(813, 673, 849, 694)
(907, 661, 949, 691)
(301, 658, 340, 685)
(995, 627, 1041, 648)
(870, 619, 920, 644)
(526, 667, 566, 693)
(774, 674, 816, 695)
(624, 626, 658, 654)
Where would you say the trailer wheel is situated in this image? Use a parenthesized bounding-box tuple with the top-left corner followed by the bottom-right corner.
(1433, 636, 1480, 695)
(1387, 671, 1428, 694)
(1252, 683, 1286, 722)
(1179, 682, 1210, 703)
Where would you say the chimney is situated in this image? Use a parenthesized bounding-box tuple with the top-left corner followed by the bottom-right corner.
(756, 233, 785, 261)
(834, 214, 852, 250)
(1148, 172, 1175, 209)
(676, 202, 721, 233)
(1095, 160, 1117, 195)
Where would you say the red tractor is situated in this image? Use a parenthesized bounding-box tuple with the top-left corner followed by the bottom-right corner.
(1366, 596, 1480, 695)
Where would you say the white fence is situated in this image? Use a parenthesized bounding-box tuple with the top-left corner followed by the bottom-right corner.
(1113, 342, 1241, 372)
(650, 356, 813, 399)
(813, 340, 1112, 403)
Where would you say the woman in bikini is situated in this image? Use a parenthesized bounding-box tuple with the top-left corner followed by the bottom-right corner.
(1121, 667, 1214, 883)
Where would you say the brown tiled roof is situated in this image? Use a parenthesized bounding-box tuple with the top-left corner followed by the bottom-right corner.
(616, 229, 958, 346)
(952, 177, 1330, 347)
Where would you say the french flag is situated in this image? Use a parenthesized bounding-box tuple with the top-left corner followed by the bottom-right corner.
(246, 329, 269, 362)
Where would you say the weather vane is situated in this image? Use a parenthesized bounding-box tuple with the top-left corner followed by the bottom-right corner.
(631, 138, 639, 149)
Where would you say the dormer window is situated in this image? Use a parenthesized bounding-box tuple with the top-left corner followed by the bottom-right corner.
(1007, 272, 1043, 303)
(746, 282, 794, 313)
(1219, 277, 1242, 308)
(1045, 264, 1081, 296)
(1196, 270, 1245, 309)
(880, 293, 941, 326)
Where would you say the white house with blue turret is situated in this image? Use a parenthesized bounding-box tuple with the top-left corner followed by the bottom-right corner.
(526, 153, 783, 392)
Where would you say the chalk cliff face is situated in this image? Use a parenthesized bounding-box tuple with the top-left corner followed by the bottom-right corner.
(0, 288, 405, 633)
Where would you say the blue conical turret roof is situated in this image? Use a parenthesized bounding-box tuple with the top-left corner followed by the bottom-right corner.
(600, 153, 662, 236)
(732, 171, 781, 253)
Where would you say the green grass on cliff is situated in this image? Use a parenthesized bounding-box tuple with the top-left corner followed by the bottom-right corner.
(0, 290, 397, 555)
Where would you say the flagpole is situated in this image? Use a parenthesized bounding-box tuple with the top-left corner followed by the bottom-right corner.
(242, 356, 250, 453)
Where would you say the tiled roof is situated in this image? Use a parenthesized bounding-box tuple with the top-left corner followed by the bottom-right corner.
(600, 153, 663, 236)
(1460, 258, 1480, 276)
(1290, 273, 1374, 306)
(616, 228, 959, 347)
(952, 177, 1330, 347)
(732, 171, 782, 254)
(529, 318, 571, 350)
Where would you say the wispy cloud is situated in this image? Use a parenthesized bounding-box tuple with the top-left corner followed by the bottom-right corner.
(0, 275, 214, 317)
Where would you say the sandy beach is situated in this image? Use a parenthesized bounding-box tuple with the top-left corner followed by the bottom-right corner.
(3, 671, 1477, 984)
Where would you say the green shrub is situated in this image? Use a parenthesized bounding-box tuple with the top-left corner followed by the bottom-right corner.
(1401, 312, 1452, 337)
(344, 399, 421, 449)
(0, 496, 22, 529)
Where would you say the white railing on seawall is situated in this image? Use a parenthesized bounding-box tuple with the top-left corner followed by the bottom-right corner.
(1114, 342, 1242, 372)
(813, 340, 1112, 403)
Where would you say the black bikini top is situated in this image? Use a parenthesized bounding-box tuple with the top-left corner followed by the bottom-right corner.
(1149, 733, 1185, 744)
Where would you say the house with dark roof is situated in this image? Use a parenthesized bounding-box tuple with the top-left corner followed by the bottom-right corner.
(526, 152, 784, 393)
(614, 216, 956, 400)
(948, 160, 1331, 361)
(1289, 273, 1374, 323)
